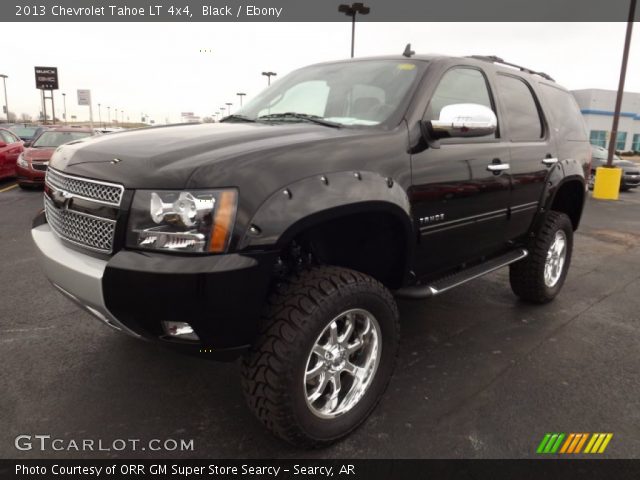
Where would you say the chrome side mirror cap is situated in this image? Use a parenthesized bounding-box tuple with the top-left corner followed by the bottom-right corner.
(427, 103, 497, 139)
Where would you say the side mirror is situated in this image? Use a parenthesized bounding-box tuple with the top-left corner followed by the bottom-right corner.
(23, 141, 31, 148)
(426, 103, 497, 139)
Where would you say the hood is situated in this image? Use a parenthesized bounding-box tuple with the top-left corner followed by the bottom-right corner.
(25, 147, 55, 162)
(51, 121, 410, 215)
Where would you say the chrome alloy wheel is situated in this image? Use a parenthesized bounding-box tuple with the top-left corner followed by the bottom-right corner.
(304, 308, 381, 418)
(544, 230, 567, 287)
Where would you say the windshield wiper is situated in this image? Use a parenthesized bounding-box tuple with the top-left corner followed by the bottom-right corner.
(257, 112, 341, 128)
(221, 114, 256, 123)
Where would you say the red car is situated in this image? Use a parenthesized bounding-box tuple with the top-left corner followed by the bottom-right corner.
(0, 127, 24, 180)
(16, 127, 95, 188)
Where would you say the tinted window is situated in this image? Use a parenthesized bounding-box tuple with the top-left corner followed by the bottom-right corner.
(540, 84, 588, 142)
(32, 131, 92, 147)
(497, 75, 543, 141)
(9, 126, 38, 138)
(426, 68, 493, 117)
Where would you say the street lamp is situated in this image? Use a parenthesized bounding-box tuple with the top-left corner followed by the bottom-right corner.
(262, 71, 277, 86)
(107, 106, 111, 126)
(226, 102, 233, 115)
(98, 103, 102, 128)
(0, 74, 9, 124)
(236, 92, 246, 107)
(62, 93, 67, 125)
(338, 2, 370, 58)
(220, 106, 227, 117)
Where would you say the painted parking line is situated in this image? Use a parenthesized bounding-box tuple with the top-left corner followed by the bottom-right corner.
(0, 183, 18, 193)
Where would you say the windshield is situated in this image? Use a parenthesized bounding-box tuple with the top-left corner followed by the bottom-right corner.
(233, 60, 424, 127)
(10, 126, 39, 138)
(32, 131, 92, 147)
(592, 146, 621, 161)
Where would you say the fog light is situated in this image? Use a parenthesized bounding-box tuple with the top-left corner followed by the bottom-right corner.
(162, 321, 200, 341)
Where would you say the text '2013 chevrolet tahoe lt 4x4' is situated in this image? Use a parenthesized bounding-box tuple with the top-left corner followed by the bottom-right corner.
(32, 52, 590, 447)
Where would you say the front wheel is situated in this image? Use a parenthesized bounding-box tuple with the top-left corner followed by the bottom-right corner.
(241, 266, 400, 448)
(509, 211, 573, 304)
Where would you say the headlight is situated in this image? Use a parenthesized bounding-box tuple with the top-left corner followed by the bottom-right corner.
(126, 189, 238, 253)
(17, 154, 28, 168)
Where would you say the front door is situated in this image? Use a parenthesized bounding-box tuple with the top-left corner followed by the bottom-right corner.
(410, 66, 512, 278)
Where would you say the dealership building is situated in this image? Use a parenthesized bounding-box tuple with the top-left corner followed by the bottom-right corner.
(571, 89, 640, 152)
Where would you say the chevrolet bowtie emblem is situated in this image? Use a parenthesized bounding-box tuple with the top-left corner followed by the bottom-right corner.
(51, 189, 74, 209)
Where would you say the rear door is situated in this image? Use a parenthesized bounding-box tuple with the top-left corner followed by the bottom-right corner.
(494, 73, 555, 240)
(410, 66, 512, 277)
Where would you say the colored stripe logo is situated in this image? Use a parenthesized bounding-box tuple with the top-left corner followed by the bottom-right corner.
(537, 433, 613, 454)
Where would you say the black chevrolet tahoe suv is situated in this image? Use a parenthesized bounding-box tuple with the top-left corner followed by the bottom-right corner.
(32, 54, 590, 447)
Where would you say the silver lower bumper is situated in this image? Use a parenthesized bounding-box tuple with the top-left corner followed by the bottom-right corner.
(31, 224, 141, 338)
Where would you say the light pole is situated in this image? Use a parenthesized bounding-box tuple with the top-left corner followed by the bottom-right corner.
(121, 109, 124, 125)
(236, 92, 246, 107)
(593, 0, 636, 200)
(607, 0, 636, 167)
(262, 71, 277, 86)
(107, 106, 111, 126)
(0, 74, 9, 124)
(338, 3, 370, 58)
(220, 106, 227, 117)
(62, 93, 67, 125)
(98, 103, 102, 128)
(226, 102, 233, 115)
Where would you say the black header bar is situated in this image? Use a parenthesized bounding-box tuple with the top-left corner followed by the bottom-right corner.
(7, 0, 640, 22)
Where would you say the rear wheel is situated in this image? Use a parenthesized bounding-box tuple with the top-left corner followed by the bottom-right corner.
(241, 265, 399, 448)
(509, 211, 573, 304)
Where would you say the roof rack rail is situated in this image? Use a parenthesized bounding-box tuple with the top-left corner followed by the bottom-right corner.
(468, 55, 555, 82)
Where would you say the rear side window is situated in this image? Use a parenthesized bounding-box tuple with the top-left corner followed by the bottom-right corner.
(496, 74, 543, 142)
(540, 84, 588, 142)
(425, 67, 496, 139)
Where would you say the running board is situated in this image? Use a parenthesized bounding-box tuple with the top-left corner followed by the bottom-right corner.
(395, 248, 528, 299)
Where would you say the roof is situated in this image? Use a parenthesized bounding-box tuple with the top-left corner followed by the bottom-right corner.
(306, 53, 558, 85)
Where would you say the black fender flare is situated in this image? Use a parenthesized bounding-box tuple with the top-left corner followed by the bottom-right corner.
(532, 167, 586, 234)
(238, 170, 415, 261)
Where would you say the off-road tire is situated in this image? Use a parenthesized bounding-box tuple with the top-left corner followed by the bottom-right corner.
(241, 265, 400, 448)
(509, 211, 573, 304)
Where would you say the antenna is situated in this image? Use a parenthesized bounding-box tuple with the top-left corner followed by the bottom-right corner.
(402, 43, 415, 58)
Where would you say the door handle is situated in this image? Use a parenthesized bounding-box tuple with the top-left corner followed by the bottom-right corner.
(542, 157, 558, 165)
(487, 163, 510, 172)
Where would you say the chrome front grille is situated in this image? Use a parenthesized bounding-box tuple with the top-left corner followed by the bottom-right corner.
(44, 196, 116, 253)
(44, 168, 123, 254)
(46, 167, 124, 206)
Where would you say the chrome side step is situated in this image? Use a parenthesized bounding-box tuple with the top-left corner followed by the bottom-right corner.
(395, 248, 528, 299)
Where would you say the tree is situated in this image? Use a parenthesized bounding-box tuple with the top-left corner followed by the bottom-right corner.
(202, 116, 215, 123)
(7, 111, 16, 122)
(20, 113, 32, 122)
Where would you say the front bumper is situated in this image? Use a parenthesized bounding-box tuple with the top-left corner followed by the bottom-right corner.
(16, 164, 46, 184)
(622, 174, 640, 189)
(32, 223, 277, 359)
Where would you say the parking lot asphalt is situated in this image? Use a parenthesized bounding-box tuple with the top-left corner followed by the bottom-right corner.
(1, 178, 639, 459)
